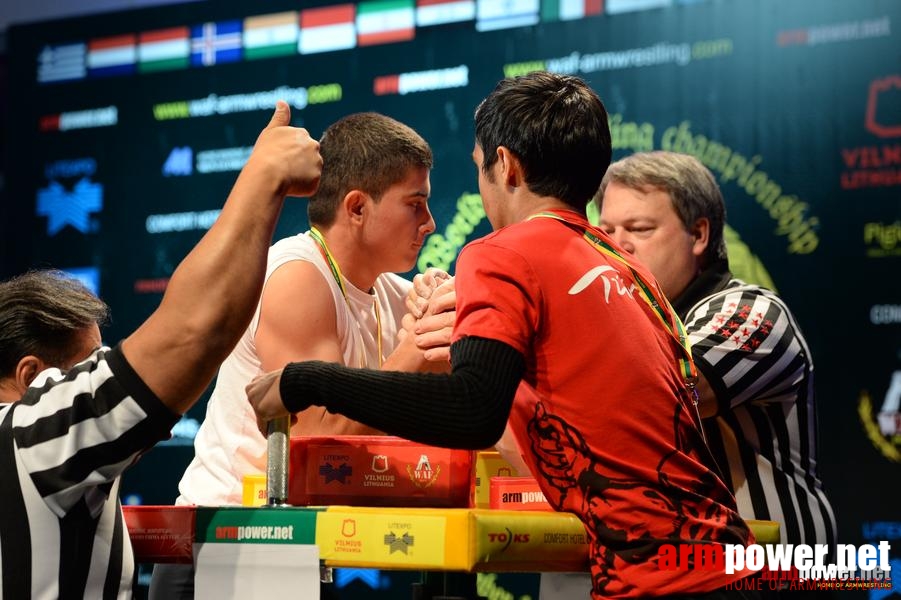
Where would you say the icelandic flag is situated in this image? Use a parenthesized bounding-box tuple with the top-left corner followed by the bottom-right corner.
(87, 34, 137, 77)
(191, 20, 242, 67)
(37, 43, 87, 84)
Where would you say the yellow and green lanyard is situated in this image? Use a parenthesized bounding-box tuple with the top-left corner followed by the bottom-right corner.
(309, 227, 384, 369)
(528, 212, 703, 426)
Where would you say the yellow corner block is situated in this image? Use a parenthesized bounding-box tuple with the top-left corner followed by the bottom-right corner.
(747, 519, 781, 545)
(474, 451, 516, 509)
(242, 474, 267, 507)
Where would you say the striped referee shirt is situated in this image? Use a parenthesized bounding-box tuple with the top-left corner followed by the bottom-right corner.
(673, 260, 837, 549)
(0, 345, 179, 599)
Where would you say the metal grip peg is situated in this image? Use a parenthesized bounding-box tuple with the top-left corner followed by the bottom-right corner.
(266, 416, 290, 506)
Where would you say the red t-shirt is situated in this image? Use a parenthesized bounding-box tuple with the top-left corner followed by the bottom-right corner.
(453, 210, 753, 598)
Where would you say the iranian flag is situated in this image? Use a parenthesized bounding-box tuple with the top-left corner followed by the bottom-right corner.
(138, 27, 190, 73)
(243, 12, 299, 60)
(357, 0, 415, 46)
(416, 0, 476, 27)
(299, 5, 356, 54)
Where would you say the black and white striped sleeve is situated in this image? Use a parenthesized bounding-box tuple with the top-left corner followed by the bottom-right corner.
(683, 285, 810, 414)
(9, 345, 179, 517)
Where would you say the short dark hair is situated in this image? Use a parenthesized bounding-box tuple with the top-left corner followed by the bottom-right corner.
(474, 71, 612, 211)
(0, 270, 109, 377)
(308, 112, 433, 227)
(596, 151, 728, 266)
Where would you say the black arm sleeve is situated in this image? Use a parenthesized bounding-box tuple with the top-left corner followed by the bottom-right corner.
(280, 336, 526, 449)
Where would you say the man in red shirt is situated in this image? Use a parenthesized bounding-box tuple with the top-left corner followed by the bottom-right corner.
(248, 72, 758, 598)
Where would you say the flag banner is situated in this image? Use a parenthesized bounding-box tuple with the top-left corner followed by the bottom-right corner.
(605, 0, 670, 14)
(191, 20, 242, 66)
(37, 43, 86, 83)
(357, 0, 416, 46)
(476, 0, 540, 31)
(244, 12, 299, 60)
(299, 5, 356, 54)
(87, 34, 137, 77)
(139, 27, 190, 73)
(416, 0, 476, 27)
(542, 0, 603, 21)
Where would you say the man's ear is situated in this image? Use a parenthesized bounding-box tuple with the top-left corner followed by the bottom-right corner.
(14, 355, 47, 394)
(342, 190, 369, 224)
(496, 146, 524, 188)
(691, 217, 711, 258)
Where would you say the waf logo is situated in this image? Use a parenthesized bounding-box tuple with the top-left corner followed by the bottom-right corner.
(840, 75, 901, 190)
(319, 462, 353, 484)
(407, 454, 441, 488)
(858, 370, 901, 462)
(341, 518, 356, 537)
(487, 527, 531, 553)
(384, 531, 414, 554)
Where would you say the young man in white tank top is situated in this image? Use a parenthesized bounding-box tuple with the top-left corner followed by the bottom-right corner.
(150, 112, 446, 599)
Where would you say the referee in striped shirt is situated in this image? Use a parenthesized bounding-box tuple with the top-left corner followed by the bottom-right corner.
(0, 101, 321, 599)
(596, 151, 837, 556)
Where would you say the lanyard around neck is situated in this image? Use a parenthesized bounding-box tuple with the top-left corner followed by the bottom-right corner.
(526, 211, 698, 390)
(308, 227, 383, 368)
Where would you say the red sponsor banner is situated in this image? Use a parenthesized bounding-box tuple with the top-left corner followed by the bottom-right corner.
(289, 435, 473, 508)
(489, 476, 553, 511)
(123, 505, 195, 563)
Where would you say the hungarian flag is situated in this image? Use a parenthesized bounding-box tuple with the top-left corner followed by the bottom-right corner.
(416, 0, 476, 27)
(243, 12, 299, 60)
(87, 34, 137, 77)
(299, 5, 356, 54)
(357, 0, 415, 46)
(138, 27, 190, 73)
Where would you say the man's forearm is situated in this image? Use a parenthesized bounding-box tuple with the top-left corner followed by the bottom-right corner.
(281, 337, 524, 449)
(123, 103, 321, 412)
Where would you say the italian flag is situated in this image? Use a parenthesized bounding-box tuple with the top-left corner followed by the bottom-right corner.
(243, 12, 299, 60)
(416, 0, 475, 27)
(357, 0, 415, 46)
(299, 5, 356, 54)
(138, 27, 190, 72)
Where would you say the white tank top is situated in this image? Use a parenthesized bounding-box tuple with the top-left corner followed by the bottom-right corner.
(177, 232, 411, 506)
